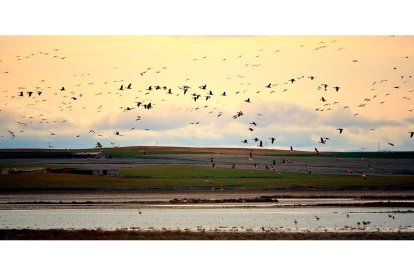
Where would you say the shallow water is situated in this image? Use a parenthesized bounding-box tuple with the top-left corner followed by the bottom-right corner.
(0, 207, 413, 232)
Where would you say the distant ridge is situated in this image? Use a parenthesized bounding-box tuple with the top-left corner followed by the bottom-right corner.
(1, 146, 414, 159)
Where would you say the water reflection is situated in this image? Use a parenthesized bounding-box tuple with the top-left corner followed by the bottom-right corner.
(0, 207, 413, 232)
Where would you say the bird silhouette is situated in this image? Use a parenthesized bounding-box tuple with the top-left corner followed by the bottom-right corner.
(249, 150, 253, 161)
(8, 130, 15, 139)
(409, 132, 414, 138)
(337, 128, 344, 134)
(269, 137, 276, 144)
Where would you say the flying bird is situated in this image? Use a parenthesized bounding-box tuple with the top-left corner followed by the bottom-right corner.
(337, 128, 343, 134)
(249, 150, 253, 161)
(8, 130, 15, 139)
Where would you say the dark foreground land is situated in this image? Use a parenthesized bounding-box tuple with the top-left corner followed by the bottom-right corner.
(1, 229, 414, 240)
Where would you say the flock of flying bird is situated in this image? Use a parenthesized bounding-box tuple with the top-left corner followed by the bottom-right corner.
(0, 38, 413, 166)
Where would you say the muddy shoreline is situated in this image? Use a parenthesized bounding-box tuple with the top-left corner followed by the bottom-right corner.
(1, 229, 414, 240)
(2, 201, 414, 210)
(2, 189, 414, 209)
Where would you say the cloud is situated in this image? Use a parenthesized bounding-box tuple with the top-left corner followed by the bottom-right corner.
(1, 93, 414, 151)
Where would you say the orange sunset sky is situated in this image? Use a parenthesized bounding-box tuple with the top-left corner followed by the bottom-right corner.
(0, 36, 413, 151)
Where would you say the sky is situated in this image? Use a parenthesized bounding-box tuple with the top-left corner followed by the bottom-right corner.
(0, 36, 413, 151)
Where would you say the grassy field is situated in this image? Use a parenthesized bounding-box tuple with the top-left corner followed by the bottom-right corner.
(1, 165, 414, 190)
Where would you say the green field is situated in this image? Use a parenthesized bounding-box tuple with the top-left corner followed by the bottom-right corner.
(1, 165, 414, 190)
